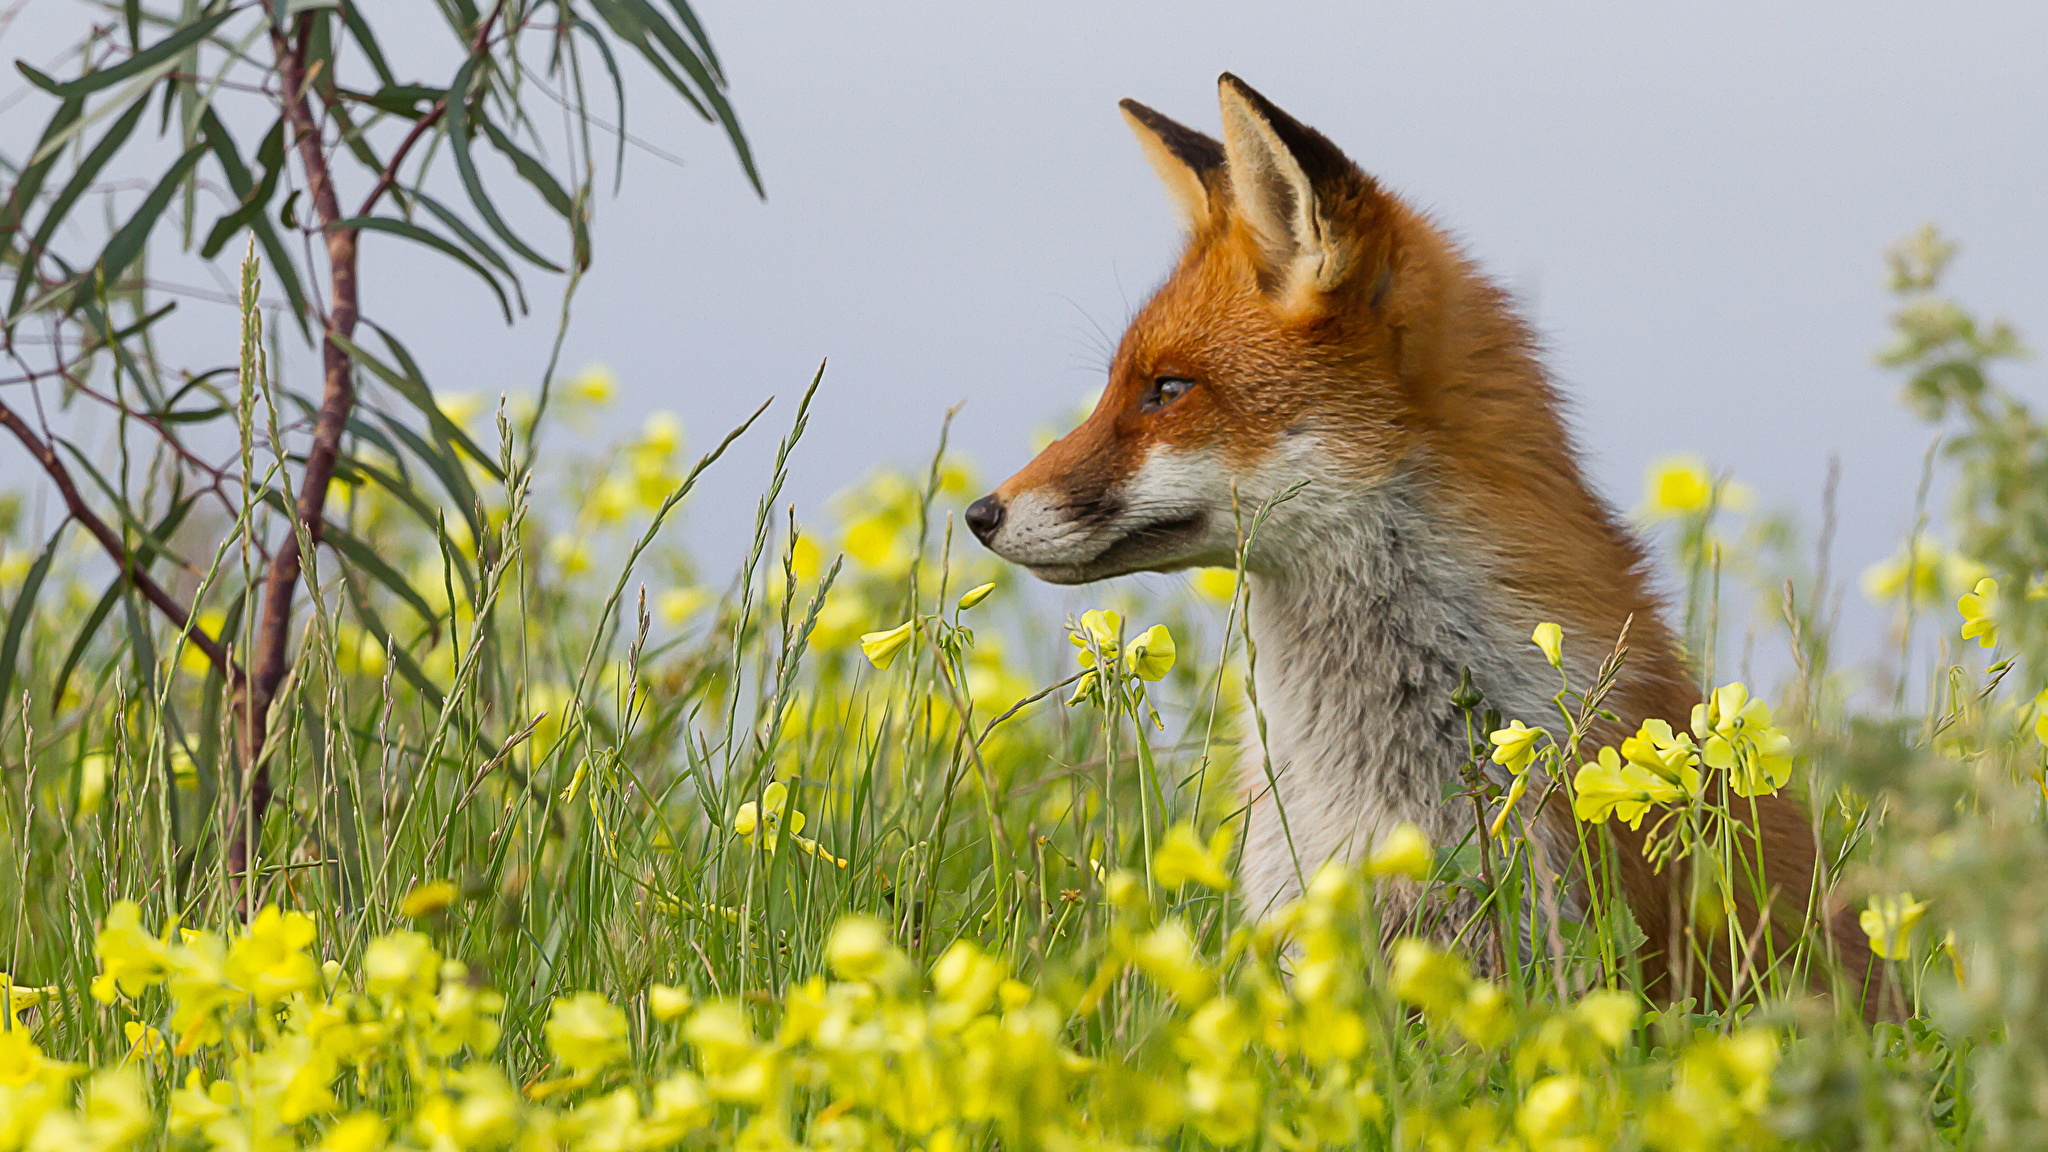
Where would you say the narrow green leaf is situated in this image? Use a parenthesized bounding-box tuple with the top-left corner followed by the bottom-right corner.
(7, 97, 150, 315)
(0, 526, 65, 731)
(328, 215, 519, 321)
(49, 8, 234, 98)
(52, 577, 125, 711)
(323, 519, 440, 627)
(328, 326, 504, 481)
(199, 118, 285, 259)
(0, 95, 84, 260)
(338, 2, 397, 86)
(412, 191, 519, 280)
(198, 108, 311, 331)
(444, 57, 564, 273)
(88, 141, 208, 297)
(476, 115, 575, 218)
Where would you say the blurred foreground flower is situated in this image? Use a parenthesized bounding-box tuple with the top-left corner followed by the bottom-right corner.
(400, 880, 460, 919)
(1152, 823, 1232, 890)
(1366, 822, 1433, 880)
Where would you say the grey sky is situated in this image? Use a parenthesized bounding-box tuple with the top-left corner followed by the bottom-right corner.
(471, 1, 2048, 582)
(5, 1, 2046, 662)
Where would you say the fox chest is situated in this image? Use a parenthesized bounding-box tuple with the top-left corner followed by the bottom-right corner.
(1231, 568, 1565, 914)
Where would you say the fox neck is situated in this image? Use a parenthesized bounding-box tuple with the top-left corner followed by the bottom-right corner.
(1235, 465, 1587, 913)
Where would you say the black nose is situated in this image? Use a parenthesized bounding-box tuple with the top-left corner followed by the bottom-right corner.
(965, 495, 1005, 543)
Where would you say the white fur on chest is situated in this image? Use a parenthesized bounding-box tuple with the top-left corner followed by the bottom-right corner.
(1230, 475, 1578, 914)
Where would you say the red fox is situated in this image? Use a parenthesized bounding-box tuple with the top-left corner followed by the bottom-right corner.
(967, 74, 1879, 1013)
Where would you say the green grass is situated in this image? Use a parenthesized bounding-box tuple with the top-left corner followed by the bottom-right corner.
(2, 229, 2047, 1149)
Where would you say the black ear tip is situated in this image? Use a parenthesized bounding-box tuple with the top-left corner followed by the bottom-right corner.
(1218, 72, 1273, 113)
(1119, 98, 1170, 131)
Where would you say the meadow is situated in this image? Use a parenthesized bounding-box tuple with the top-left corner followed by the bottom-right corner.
(2, 226, 2047, 1151)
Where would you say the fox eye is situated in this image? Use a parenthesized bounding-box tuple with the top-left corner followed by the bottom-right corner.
(1139, 376, 1196, 414)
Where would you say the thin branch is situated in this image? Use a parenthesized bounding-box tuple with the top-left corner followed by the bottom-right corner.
(0, 397, 243, 687)
(355, 0, 509, 219)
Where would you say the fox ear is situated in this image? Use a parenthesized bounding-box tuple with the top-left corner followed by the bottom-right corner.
(1217, 74, 1355, 302)
(1120, 99, 1225, 232)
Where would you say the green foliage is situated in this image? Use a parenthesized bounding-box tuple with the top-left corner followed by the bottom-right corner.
(2, 78, 2048, 1147)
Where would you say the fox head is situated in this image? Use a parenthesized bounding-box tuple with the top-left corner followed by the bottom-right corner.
(968, 73, 1511, 583)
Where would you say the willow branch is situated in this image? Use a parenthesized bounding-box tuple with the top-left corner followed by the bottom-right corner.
(355, 0, 507, 219)
(0, 397, 243, 686)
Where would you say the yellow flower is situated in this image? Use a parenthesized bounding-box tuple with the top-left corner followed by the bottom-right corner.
(399, 879, 460, 919)
(825, 916, 901, 984)
(589, 475, 634, 523)
(75, 751, 110, 821)
(1366, 822, 1433, 881)
(2035, 688, 2048, 747)
(1129, 624, 1176, 681)
(650, 984, 694, 1023)
(335, 624, 388, 680)
(364, 931, 440, 1005)
(1642, 455, 1747, 518)
(436, 391, 483, 427)
(1573, 990, 1639, 1047)
(224, 906, 320, 1005)
(1690, 682, 1793, 797)
(658, 586, 710, 627)
(1531, 622, 1564, 669)
(91, 901, 171, 1003)
(956, 581, 996, 610)
(68, 1066, 153, 1149)
(1644, 456, 1712, 515)
(1454, 981, 1513, 1048)
(859, 620, 915, 669)
(431, 1066, 523, 1146)
(1, 974, 54, 1023)
(548, 533, 592, 575)
(167, 1070, 231, 1136)
(734, 781, 805, 849)
(1487, 720, 1545, 773)
(1619, 718, 1702, 796)
(1390, 938, 1470, 1016)
(546, 992, 630, 1072)
(1193, 567, 1238, 603)
(122, 1021, 167, 1062)
(1958, 576, 1998, 648)
(1861, 534, 1974, 605)
(1860, 893, 1930, 959)
(1131, 919, 1213, 1003)
(1070, 608, 1125, 672)
(179, 608, 229, 677)
(1571, 747, 1676, 829)
(683, 1001, 759, 1076)
(317, 1114, 388, 1152)
(641, 411, 683, 455)
(1186, 1065, 1260, 1144)
(1518, 1074, 1585, 1141)
(568, 362, 617, 405)
(645, 1071, 713, 1138)
(1152, 823, 1233, 891)
(930, 941, 1006, 1018)
(427, 961, 504, 1056)
(163, 931, 233, 1051)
